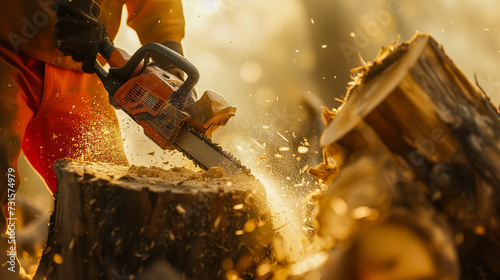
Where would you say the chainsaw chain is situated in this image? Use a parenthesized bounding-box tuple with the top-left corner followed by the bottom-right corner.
(175, 126, 252, 175)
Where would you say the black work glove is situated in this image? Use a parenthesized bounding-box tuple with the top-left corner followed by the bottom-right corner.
(152, 41, 185, 80)
(53, 0, 108, 74)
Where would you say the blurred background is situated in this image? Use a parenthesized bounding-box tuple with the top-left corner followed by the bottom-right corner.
(16, 0, 500, 274)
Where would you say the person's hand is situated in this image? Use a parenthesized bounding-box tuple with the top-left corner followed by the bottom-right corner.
(155, 41, 198, 105)
(152, 41, 185, 80)
(53, 1, 108, 74)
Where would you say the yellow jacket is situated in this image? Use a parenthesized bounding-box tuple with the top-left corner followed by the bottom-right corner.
(0, 0, 185, 71)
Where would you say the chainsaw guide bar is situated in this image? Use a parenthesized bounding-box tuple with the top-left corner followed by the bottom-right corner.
(175, 126, 251, 175)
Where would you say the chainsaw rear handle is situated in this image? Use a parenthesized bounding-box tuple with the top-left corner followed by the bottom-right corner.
(94, 39, 200, 110)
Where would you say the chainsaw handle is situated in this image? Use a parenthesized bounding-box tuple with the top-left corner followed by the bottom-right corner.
(94, 38, 115, 80)
(94, 39, 200, 110)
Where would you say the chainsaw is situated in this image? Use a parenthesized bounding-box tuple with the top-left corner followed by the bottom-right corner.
(94, 39, 248, 174)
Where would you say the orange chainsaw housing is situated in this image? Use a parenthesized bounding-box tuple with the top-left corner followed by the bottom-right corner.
(112, 65, 236, 149)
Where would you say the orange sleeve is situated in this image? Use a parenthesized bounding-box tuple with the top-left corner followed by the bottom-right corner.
(125, 0, 185, 44)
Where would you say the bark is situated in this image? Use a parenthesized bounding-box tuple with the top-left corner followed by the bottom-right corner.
(35, 160, 273, 280)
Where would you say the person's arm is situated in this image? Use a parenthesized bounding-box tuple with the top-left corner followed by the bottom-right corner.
(126, 0, 186, 79)
(125, 0, 185, 46)
(53, 0, 110, 73)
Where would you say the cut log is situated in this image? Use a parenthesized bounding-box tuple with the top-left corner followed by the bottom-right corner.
(316, 126, 459, 280)
(35, 160, 273, 280)
(312, 33, 500, 279)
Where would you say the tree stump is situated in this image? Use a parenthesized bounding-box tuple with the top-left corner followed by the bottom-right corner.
(311, 33, 500, 279)
(35, 159, 273, 280)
